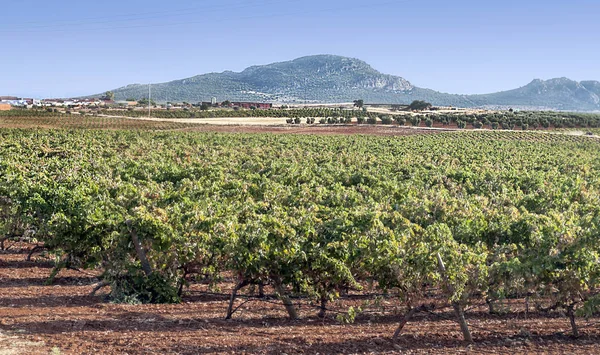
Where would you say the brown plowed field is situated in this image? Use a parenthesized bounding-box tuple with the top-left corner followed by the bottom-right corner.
(1, 245, 599, 354)
(0, 116, 445, 136)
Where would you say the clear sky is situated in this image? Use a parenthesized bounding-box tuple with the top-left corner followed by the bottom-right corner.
(1, 0, 598, 98)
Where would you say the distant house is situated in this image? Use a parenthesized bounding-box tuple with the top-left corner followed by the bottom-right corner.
(0, 99, 28, 107)
(0, 97, 40, 108)
(116, 100, 138, 107)
(42, 99, 65, 107)
(40, 98, 100, 107)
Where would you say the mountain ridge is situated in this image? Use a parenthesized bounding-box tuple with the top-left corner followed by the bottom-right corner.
(99, 55, 600, 111)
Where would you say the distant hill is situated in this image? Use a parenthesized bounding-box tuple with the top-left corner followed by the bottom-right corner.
(97, 55, 600, 111)
(467, 78, 600, 111)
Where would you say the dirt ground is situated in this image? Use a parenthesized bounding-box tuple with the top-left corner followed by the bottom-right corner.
(183, 124, 449, 136)
(99, 115, 290, 126)
(1, 245, 599, 354)
(4, 116, 597, 140)
(0, 116, 447, 136)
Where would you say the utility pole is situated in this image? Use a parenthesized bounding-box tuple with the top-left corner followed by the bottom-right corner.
(148, 84, 151, 118)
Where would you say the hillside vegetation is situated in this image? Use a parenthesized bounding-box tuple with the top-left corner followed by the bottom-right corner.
(99, 55, 600, 111)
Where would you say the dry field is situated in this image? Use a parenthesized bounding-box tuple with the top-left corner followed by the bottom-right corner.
(0, 115, 446, 136)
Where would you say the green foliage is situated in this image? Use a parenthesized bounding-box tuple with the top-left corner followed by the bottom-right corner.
(336, 306, 362, 324)
(104, 91, 115, 101)
(109, 272, 181, 304)
(366, 116, 378, 124)
(137, 98, 156, 106)
(410, 116, 421, 126)
(2, 127, 600, 329)
(380, 115, 393, 125)
(408, 100, 432, 111)
(395, 116, 406, 126)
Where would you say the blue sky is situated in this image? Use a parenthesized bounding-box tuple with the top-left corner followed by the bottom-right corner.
(1, 0, 598, 98)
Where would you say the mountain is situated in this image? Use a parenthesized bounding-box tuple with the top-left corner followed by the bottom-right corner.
(99, 55, 600, 111)
(467, 78, 600, 111)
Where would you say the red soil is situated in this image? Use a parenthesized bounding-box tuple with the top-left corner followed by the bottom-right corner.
(1, 245, 599, 354)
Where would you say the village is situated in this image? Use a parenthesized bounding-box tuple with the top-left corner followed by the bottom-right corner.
(0, 95, 274, 112)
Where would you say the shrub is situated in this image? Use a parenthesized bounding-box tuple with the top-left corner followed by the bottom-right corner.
(408, 100, 432, 111)
(380, 115, 393, 125)
(108, 272, 180, 304)
(366, 116, 378, 124)
(356, 116, 365, 124)
(410, 117, 421, 127)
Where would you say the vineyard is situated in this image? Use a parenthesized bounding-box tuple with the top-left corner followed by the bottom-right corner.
(5, 108, 600, 131)
(0, 114, 199, 131)
(1, 127, 600, 353)
(95, 107, 600, 129)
